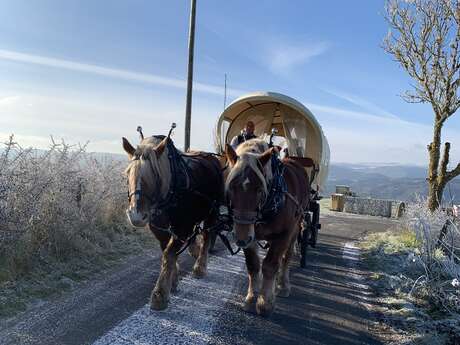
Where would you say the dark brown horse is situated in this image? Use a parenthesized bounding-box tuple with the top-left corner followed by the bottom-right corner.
(123, 134, 224, 310)
(225, 139, 310, 316)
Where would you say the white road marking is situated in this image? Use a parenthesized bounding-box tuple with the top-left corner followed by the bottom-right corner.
(92, 252, 247, 345)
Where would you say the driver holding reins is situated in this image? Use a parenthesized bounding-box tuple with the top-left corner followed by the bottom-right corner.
(230, 120, 257, 149)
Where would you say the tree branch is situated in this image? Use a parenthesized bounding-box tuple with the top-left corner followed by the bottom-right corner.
(446, 161, 460, 182)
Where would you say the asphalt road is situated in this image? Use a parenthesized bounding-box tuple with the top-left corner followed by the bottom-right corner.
(210, 211, 399, 345)
(0, 210, 398, 345)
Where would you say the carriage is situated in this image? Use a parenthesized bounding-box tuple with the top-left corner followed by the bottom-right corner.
(122, 92, 330, 312)
(215, 91, 330, 267)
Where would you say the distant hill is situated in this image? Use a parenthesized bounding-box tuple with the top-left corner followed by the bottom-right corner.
(4, 146, 458, 203)
(324, 163, 460, 203)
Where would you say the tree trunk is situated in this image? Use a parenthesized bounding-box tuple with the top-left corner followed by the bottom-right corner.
(427, 182, 442, 211)
(427, 121, 443, 211)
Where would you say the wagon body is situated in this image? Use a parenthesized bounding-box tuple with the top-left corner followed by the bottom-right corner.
(215, 91, 330, 193)
(215, 92, 330, 266)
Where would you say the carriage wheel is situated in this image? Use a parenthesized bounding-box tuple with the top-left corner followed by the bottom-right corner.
(300, 213, 311, 268)
(309, 201, 320, 248)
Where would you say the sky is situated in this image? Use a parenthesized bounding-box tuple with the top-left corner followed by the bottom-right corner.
(1, 0, 460, 165)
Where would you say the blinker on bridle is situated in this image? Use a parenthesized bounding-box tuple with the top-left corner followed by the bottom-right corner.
(127, 123, 177, 210)
(227, 155, 270, 225)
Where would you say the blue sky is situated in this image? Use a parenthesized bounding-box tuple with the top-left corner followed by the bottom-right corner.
(1, 0, 460, 165)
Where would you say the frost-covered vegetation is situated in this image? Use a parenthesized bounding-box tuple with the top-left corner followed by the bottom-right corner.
(361, 200, 460, 344)
(405, 202, 460, 314)
(0, 136, 153, 316)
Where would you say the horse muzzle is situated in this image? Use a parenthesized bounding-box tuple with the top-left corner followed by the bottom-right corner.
(233, 223, 255, 249)
(126, 208, 149, 228)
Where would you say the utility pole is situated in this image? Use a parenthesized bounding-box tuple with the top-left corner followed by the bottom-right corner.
(184, 0, 196, 152)
(223, 73, 227, 110)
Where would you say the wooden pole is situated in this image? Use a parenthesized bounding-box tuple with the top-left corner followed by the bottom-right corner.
(184, 0, 196, 152)
(223, 73, 227, 110)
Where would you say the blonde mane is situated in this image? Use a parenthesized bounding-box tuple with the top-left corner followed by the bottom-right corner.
(125, 137, 172, 201)
(226, 138, 273, 195)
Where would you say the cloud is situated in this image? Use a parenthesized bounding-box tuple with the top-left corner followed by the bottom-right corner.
(305, 102, 416, 127)
(0, 49, 244, 97)
(0, 95, 20, 106)
(0, 91, 223, 154)
(305, 100, 460, 165)
(322, 88, 401, 120)
(263, 41, 329, 75)
(3, 86, 459, 165)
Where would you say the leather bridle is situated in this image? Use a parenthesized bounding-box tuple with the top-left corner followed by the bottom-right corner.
(127, 153, 161, 211)
(228, 158, 268, 225)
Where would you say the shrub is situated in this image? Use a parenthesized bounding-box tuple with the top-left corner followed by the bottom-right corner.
(403, 199, 460, 314)
(0, 135, 131, 280)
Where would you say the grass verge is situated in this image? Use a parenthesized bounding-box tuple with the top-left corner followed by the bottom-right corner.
(0, 229, 157, 319)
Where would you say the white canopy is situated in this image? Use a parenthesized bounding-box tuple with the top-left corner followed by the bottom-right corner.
(215, 91, 330, 192)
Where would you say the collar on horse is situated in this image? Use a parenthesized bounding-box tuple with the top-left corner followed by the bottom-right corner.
(258, 154, 287, 223)
(149, 138, 219, 242)
(153, 138, 191, 214)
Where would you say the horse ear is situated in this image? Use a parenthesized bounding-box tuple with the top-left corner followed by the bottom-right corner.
(258, 147, 277, 166)
(155, 137, 168, 156)
(122, 137, 135, 158)
(225, 144, 238, 165)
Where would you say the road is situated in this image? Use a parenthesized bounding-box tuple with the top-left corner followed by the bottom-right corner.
(0, 210, 398, 345)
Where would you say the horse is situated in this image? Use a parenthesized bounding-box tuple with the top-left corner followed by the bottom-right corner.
(122, 134, 224, 310)
(225, 138, 310, 316)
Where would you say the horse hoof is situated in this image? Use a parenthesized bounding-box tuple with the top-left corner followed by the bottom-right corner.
(150, 292, 169, 311)
(276, 286, 290, 298)
(256, 296, 274, 317)
(192, 265, 207, 278)
(243, 295, 256, 312)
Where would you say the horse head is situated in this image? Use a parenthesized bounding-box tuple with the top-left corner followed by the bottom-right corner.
(122, 135, 171, 227)
(225, 139, 276, 248)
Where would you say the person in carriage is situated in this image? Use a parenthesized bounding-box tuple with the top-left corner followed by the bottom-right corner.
(230, 120, 257, 149)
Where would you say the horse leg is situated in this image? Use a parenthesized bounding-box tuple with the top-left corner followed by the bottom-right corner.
(150, 227, 180, 293)
(150, 237, 182, 310)
(243, 244, 261, 312)
(192, 230, 211, 278)
(171, 259, 180, 293)
(276, 239, 294, 298)
(188, 233, 202, 259)
(257, 239, 288, 317)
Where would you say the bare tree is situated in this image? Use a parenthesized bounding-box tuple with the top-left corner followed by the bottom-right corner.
(383, 0, 460, 211)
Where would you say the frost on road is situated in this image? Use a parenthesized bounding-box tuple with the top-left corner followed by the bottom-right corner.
(92, 252, 248, 345)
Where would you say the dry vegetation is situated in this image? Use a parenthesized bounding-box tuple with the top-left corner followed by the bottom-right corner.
(361, 200, 460, 344)
(0, 136, 155, 317)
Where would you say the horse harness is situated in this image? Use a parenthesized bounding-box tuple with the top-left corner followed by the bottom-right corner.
(231, 155, 304, 226)
(128, 138, 224, 254)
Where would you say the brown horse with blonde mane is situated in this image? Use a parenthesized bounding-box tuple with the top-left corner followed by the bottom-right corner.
(225, 138, 310, 316)
(122, 133, 223, 310)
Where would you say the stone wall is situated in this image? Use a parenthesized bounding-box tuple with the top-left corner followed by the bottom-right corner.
(343, 196, 394, 218)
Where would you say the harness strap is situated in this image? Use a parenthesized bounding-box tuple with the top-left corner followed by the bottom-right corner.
(285, 190, 306, 217)
(149, 217, 172, 234)
(285, 191, 300, 208)
(218, 232, 241, 255)
(175, 225, 201, 255)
